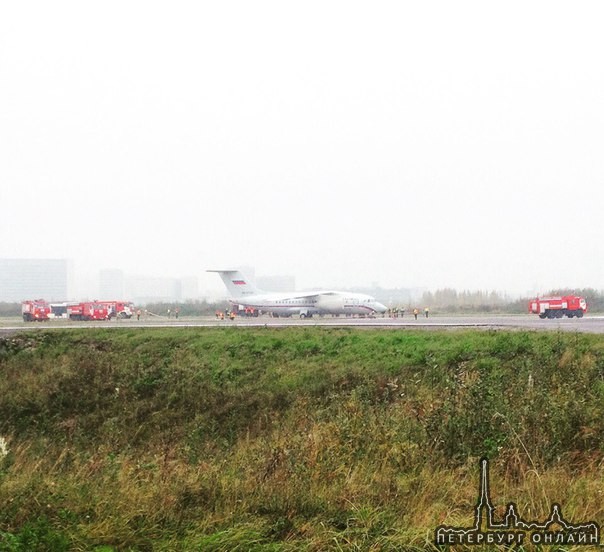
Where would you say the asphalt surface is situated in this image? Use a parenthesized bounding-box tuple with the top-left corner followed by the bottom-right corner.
(2, 314, 604, 335)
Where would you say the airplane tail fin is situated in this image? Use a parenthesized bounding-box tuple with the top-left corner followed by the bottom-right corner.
(207, 270, 261, 298)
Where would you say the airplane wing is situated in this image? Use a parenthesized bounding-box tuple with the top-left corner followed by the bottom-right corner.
(283, 291, 339, 299)
(284, 291, 345, 311)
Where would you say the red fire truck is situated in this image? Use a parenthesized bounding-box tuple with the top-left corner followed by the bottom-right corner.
(67, 302, 110, 321)
(22, 300, 51, 322)
(528, 296, 587, 319)
(99, 301, 135, 319)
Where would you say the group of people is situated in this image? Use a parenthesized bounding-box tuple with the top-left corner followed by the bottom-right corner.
(166, 307, 180, 319)
(387, 307, 430, 319)
(215, 309, 236, 320)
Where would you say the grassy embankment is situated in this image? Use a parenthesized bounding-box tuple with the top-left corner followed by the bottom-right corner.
(2, 328, 604, 551)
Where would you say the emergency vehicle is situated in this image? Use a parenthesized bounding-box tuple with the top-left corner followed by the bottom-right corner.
(99, 301, 135, 319)
(528, 296, 587, 319)
(21, 300, 51, 322)
(49, 303, 69, 319)
(67, 302, 110, 321)
(232, 304, 259, 317)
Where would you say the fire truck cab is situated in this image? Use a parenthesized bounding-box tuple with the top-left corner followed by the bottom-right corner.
(100, 301, 135, 319)
(21, 300, 51, 322)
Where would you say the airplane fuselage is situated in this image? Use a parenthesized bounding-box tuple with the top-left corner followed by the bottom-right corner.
(230, 291, 385, 317)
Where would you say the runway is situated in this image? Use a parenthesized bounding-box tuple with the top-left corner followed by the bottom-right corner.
(3, 314, 604, 335)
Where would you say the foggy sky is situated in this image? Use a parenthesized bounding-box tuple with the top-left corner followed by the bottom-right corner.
(1, 1, 603, 296)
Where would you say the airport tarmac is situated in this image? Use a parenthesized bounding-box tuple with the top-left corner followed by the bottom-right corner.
(2, 314, 604, 335)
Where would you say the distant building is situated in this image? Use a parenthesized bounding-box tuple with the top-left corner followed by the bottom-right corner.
(179, 277, 200, 300)
(0, 258, 69, 302)
(256, 275, 296, 292)
(127, 276, 182, 304)
(99, 269, 125, 299)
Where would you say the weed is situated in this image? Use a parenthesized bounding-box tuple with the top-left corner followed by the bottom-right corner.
(1, 328, 604, 549)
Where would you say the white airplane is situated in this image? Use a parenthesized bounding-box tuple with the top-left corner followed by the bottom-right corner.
(208, 270, 387, 318)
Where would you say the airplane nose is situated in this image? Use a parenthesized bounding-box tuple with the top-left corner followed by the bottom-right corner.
(375, 302, 387, 313)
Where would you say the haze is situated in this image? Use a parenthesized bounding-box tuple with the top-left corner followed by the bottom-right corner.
(1, 1, 603, 297)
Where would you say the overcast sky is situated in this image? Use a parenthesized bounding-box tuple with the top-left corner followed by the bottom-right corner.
(1, 1, 603, 295)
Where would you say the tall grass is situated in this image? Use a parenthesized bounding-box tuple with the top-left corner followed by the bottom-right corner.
(1, 328, 604, 550)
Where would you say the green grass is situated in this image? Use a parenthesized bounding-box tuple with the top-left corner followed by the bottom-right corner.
(1, 327, 604, 550)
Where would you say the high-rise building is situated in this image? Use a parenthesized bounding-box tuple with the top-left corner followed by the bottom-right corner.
(0, 258, 69, 301)
(127, 276, 182, 304)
